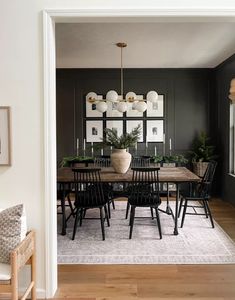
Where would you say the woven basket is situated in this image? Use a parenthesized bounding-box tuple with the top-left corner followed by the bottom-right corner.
(193, 162, 209, 177)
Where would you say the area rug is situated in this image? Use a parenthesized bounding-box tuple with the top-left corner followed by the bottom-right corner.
(57, 201, 235, 264)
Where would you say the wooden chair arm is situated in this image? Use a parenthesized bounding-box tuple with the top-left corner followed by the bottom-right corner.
(10, 230, 35, 270)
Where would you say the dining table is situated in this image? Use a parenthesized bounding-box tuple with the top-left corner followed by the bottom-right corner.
(57, 166, 200, 236)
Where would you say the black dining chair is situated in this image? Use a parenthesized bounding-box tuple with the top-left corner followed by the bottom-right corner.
(179, 161, 217, 228)
(72, 168, 110, 240)
(57, 182, 75, 222)
(94, 156, 115, 217)
(125, 156, 152, 219)
(127, 167, 162, 239)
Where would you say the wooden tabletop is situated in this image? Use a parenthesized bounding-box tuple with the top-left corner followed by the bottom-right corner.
(57, 167, 200, 183)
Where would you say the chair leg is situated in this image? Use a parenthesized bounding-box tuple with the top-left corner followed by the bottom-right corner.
(100, 207, 105, 240)
(155, 207, 162, 239)
(108, 201, 111, 219)
(72, 208, 80, 240)
(202, 200, 208, 218)
(126, 201, 130, 219)
(180, 199, 188, 228)
(178, 197, 184, 218)
(150, 207, 154, 220)
(104, 205, 110, 227)
(79, 208, 83, 226)
(129, 206, 136, 239)
(205, 201, 215, 228)
(111, 199, 115, 209)
(31, 250, 36, 300)
(67, 195, 75, 217)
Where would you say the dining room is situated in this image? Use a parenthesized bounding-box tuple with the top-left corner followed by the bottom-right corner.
(55, 20, 235, 298)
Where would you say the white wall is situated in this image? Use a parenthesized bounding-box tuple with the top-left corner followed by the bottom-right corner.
(1, 0, 235, 297)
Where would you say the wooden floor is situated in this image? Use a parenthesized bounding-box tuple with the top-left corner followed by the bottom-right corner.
(54, 198, 235, 300)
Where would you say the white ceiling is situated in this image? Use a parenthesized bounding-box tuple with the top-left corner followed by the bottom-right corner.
(56, 22, 235, 68)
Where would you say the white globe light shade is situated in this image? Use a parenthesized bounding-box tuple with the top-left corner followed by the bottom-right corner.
(135, 101, 147, 112)
(117, 102, 128, 113)
(86, 92, 97, 102)
(96, 101, 108, 113)
(106, 90, 118, 102)
(126, 92, 137, 102)
(147, 91, 158, 103)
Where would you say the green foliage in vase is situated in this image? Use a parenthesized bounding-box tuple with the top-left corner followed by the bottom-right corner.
(188, 131, 218, 162)
(60, 155, 93, 167)
(102, 125, 141, 149)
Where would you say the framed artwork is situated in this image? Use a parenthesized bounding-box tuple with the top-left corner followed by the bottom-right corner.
(126, 95, 144, 117)
(86, 95, 103, 117)
(86, 120, 103, 142)
(147, 94, 164, 117)
(0, 107, 11, 166)
(106, 96, 123, 117)
(146, 120, 164, 142)
(126, 120, 143, 142)
(106, 120, 123, 137)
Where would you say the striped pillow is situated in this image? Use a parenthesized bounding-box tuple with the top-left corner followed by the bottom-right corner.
(0, 204, 26, 264)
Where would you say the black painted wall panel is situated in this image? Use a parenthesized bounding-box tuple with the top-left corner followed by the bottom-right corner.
(56, 68, 212, 164)
(215, 54, 235, 204)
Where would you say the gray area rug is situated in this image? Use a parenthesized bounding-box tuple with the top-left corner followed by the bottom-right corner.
(57, 201, 235, 264)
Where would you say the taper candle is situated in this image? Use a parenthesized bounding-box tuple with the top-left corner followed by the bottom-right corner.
(76, 138, 79, 156)
(169, 138, 172, 151)
(101, 148, 104, 156)
(154, 146, 157, 156)
(91, 142, 94, 156)
(83, 139, 86, 151)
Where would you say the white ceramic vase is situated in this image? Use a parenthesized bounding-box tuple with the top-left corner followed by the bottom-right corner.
(111, 149, 132, 174)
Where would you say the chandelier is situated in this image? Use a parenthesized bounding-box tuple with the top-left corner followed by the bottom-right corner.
(86, 42, 159, 113)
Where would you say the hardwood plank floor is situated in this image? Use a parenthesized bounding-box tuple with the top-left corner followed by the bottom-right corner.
(53, 198, 235, 300)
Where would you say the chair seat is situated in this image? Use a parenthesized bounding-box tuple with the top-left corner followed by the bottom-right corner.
(0, 263, 11, 281)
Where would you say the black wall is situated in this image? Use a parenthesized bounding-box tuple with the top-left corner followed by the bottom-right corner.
(215, 54, 235, 204)
(57, 68, 213, 163)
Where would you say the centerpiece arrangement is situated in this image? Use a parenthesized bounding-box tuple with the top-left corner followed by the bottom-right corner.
(102, 125, 141, 173)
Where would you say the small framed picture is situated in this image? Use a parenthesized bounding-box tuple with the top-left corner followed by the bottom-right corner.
(126, 120, 143, 142)
(147, 120, 164, 142)
(126, 95, 144, 117)
(147, 95, 164, 117)
(106, 120, 123, 137)
(0, 107, 11, 166)
(86, 120, 103, 142)
(106, 96, 123, 117)
(86, 95, 103, 117)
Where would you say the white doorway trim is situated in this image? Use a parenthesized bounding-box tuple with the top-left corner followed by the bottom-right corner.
(43, 8, 235, 298)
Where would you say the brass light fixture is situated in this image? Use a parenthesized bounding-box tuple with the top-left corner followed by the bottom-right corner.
(86, 42, 159, 113)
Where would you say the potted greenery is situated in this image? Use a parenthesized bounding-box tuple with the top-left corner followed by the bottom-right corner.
(189, 131, 217, 177)
(102, 125, 141, 173)
(60, 155, 93, 167)
(153, 154, 188, 167)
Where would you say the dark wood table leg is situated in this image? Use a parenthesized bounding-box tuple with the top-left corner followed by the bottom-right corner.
(174, 183, 179, 235)
(61, 183, 67, 236)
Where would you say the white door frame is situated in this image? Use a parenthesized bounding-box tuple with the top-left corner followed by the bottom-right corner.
(43, 8, 235, 298)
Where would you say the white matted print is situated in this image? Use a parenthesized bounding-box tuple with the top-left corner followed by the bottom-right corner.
(86, 95, 103, 117)
(147, 120, 164, 142)
(0, 107, 11, 165)
(106, 120, 123, 137)
(126, 95, 144, 117)
(86, 120, 103, 142)
(106, 96, 123, 117)
(147, 94, 164, 117)
(126, 120, 143, 142)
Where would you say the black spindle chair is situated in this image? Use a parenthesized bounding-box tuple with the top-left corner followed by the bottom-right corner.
(125, 156, 151, 219)
(72, 168, 110, 240)
(179, 161, 217, 228)
(94, 156, 115, 217)
(128, 167, 162, 239)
